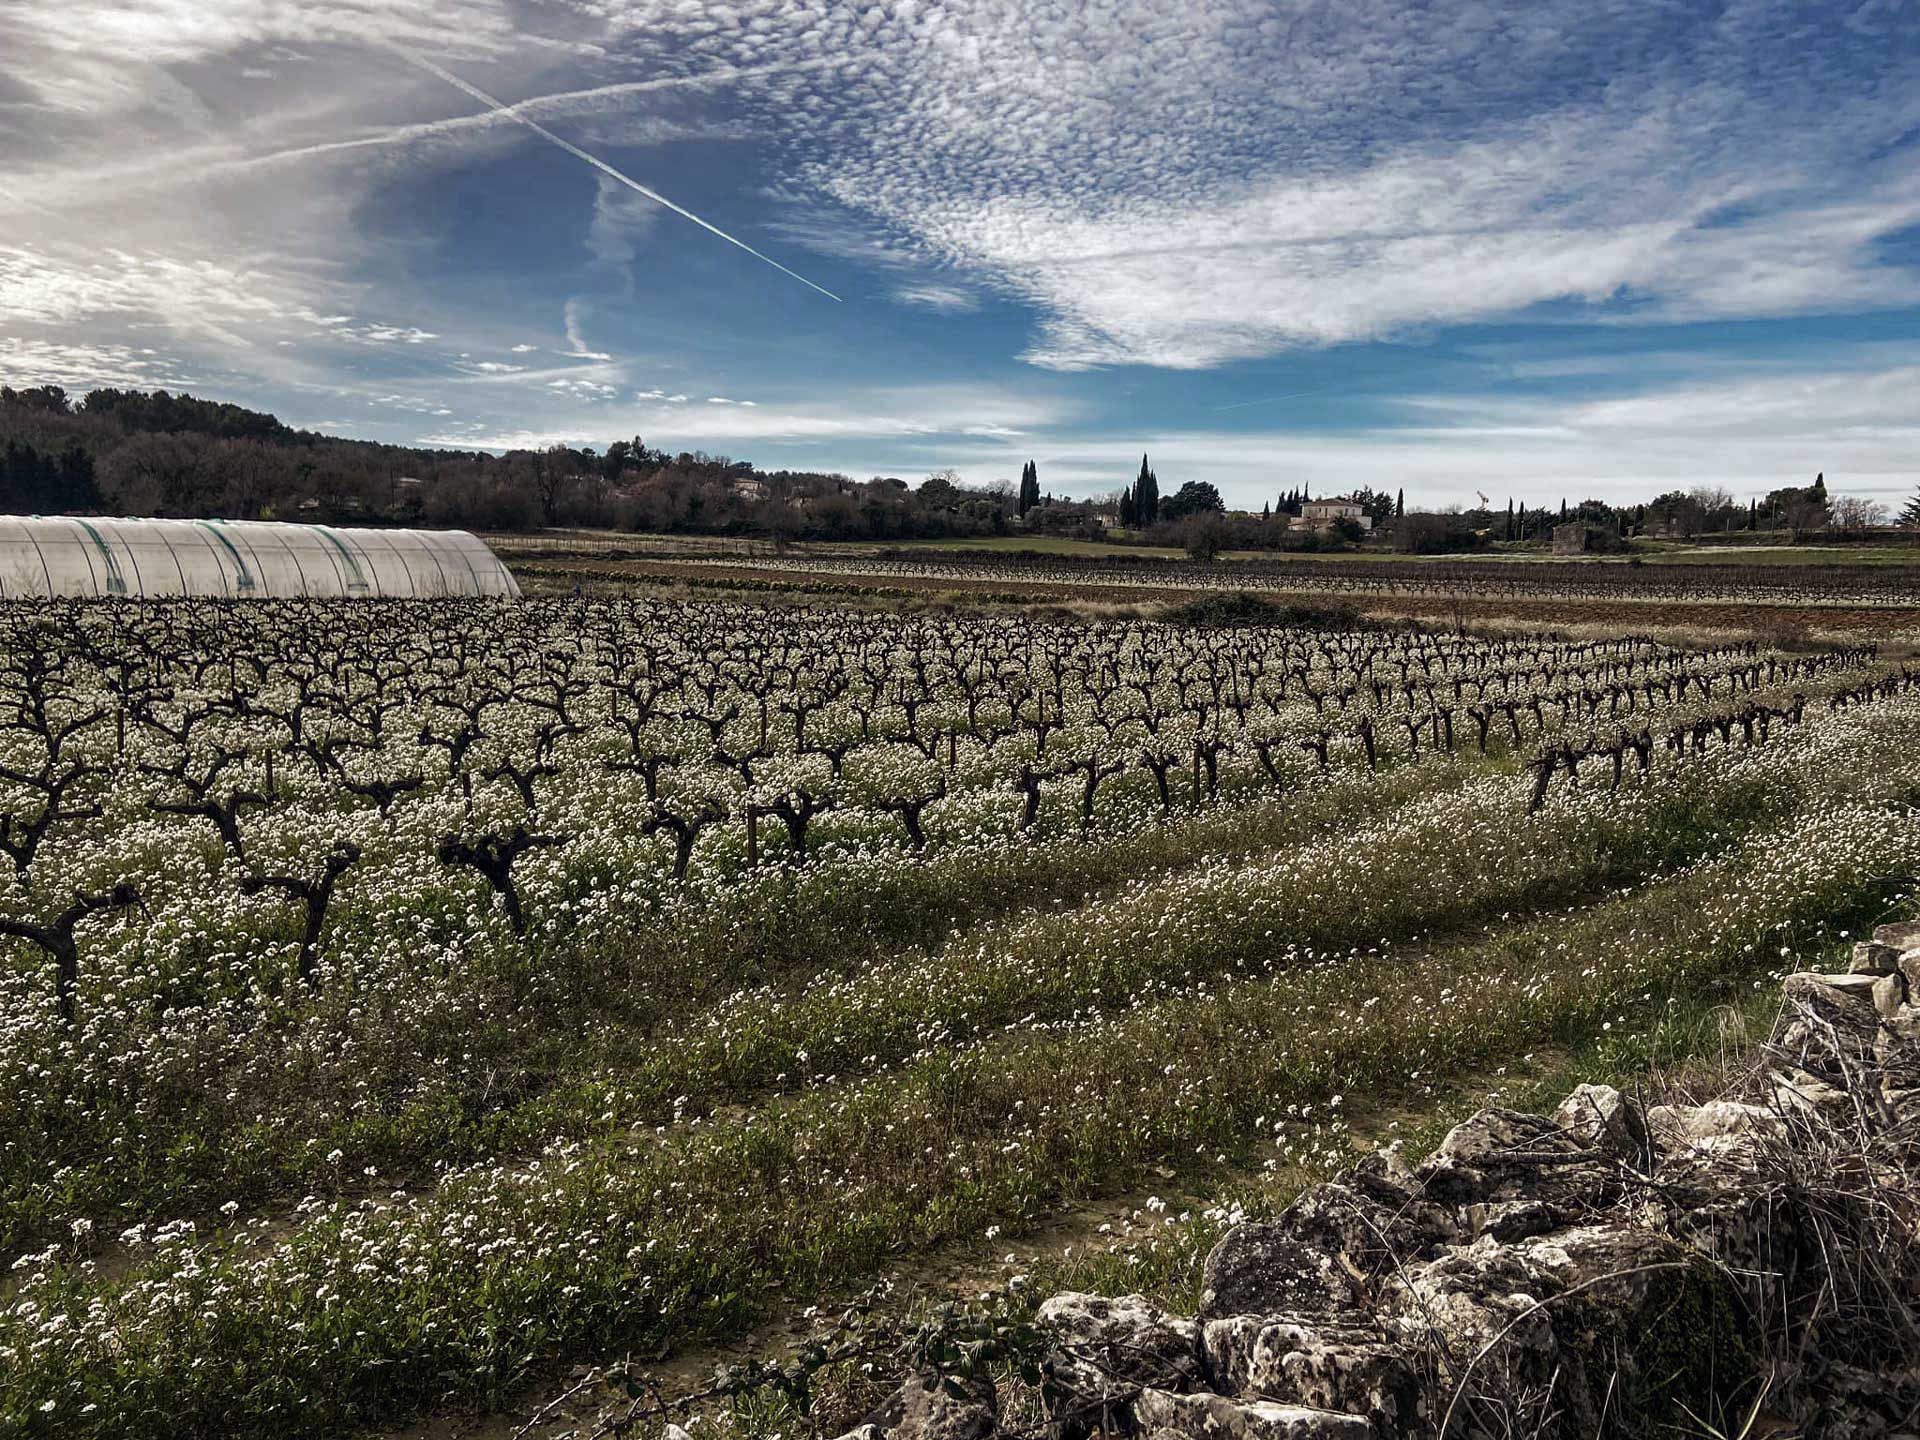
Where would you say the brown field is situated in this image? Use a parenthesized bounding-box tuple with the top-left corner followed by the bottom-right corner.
(509, 552, 1920, 645)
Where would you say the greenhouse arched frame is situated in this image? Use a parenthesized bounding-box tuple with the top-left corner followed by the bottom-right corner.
(0, 517, 521, 599)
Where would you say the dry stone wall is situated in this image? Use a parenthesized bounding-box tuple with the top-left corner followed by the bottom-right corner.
(834, 923, 1920, 1440)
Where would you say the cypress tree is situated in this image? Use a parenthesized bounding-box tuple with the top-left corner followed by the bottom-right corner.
(1136, 455, 1159, 525)
(1018, 461, 1042, 516)
(1395, 487, 1404, 518)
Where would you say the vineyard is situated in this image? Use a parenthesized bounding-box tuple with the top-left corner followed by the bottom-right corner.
(498, 540, 1920, 612)
(5, 595, 1920, 1437)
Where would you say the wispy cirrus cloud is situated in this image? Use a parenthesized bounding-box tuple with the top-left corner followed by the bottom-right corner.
(4, 0, 1919, 492)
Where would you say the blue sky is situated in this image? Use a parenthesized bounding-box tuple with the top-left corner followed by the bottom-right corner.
(3, 0, 1918, 510)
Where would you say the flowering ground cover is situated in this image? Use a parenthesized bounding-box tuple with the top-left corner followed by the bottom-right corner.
(0, 597, 1913, 1437)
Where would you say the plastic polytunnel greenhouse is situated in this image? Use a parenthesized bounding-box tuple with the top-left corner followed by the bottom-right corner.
(0, 517, 521, 599)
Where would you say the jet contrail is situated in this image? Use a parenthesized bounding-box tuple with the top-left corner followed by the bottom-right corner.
(390, 46, 840, 302)
(247, 57, 855, 174)
(1212, 386, 1336, 411)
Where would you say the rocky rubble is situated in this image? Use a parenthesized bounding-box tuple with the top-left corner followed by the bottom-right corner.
(832, 924, 1920, 1440)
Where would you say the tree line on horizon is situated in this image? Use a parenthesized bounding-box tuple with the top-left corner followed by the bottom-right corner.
(1, 383, 1911, 550)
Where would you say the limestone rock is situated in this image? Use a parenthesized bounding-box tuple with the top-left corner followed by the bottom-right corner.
(1199, 1223, 1357, 1321)
(1648, 1100, 1784, 1158)
(1850, 940, 1903, 976)
(1553, 1083, 1649, 1158)
(1203, 1315, 1421, 1434)
(1285, 1178, 1455, 1284)
(1506, 1226, 1722, 1436)
(1198, 1145, 1464, 1320)
(1872, 919, 1920, 951)
(1378, 1237, 1555, 1379)
(1131, 1387, 1372, 1440)
(1037, 1292, 1204, 1437)
(1470, 1198, 1558, 1242)
(1878, 972, 1910, 1018)
(1508, 1223, 1681, 1311)
(1414, 1106, 1617, 1216)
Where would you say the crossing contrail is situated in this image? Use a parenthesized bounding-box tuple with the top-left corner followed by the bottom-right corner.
(390, 47, 841, 302)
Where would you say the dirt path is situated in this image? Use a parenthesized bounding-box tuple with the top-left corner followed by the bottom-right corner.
(376, 1038, 1576, 1440)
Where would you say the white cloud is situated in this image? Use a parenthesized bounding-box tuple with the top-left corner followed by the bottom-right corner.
(0, 335, 193, 388)
(585, 170, 662, 272)
(546, 376, 619, 398)
(893, 283, 978, 313)
(945, 362, 1920, 508)
(421, 382, 1067, 449)
(0, 244, 314, 336)
(332, 322, 438, 345)
(7, 0, 1919, 431)
(366, 392, 450, 414)
(612, 0, 1920, 367)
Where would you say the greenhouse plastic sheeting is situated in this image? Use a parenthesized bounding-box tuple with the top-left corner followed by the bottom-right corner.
(0, 518, 521, 599)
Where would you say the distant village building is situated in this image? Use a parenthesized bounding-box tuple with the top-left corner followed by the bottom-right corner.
(731, 477, 770, 501)
(1290, 499, 1372, 533)
(1552, 521, 1617, 555)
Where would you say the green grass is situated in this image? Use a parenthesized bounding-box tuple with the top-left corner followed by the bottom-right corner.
(7, 719, 1917, 1438)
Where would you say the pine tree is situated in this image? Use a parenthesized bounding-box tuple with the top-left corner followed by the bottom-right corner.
(1899, 491, 1920, 529)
